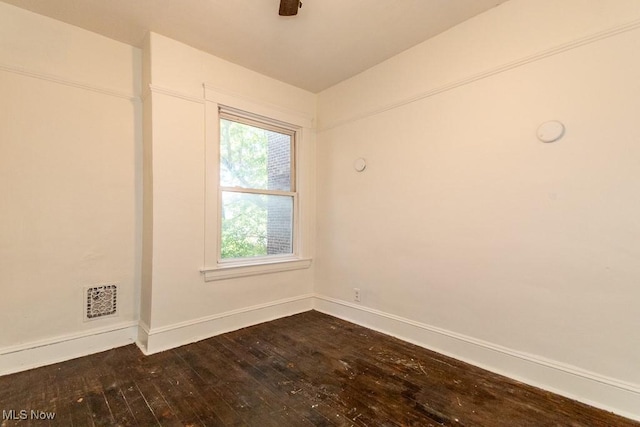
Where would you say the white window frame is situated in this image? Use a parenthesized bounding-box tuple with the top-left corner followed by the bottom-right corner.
(201, 84, 313, 281)
(218, 110, 298, 262)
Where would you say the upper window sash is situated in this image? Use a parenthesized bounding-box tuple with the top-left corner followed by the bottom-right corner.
(219, 111, 296, 193)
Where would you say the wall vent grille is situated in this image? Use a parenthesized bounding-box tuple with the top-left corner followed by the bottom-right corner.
(85, 284, 117, 320)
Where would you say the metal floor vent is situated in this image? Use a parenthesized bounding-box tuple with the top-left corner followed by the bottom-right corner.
(85, 284, 117, 320)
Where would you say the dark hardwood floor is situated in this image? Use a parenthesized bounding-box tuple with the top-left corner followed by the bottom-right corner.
(0, 310, 637, 426)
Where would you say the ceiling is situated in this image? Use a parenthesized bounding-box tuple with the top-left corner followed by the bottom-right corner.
(1, 0, 509, 92)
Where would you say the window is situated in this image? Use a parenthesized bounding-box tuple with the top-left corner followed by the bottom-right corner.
(219, 112, 296, 261)
(201, 84, 312, 281)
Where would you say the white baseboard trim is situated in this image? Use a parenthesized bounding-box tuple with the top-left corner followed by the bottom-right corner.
(5, 294, 636, 421)
(137, 294, 314, 355)
(312, 295, 640, 422)
(0, 321, 138, 376)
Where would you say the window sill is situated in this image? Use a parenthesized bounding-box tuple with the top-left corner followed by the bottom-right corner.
(200, 258, 312, 282)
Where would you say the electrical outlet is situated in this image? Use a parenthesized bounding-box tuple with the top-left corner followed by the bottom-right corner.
(354, 288, 361, 302)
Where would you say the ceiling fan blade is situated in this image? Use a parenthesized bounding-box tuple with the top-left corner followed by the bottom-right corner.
(279, 0, 300, 16)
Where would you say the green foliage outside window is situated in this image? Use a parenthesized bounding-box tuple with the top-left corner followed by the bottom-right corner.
(220, 119, 269, 259)
(219, 116, 294, 260)
(220, 118, 269, 189)
(221, 192, 268, 259)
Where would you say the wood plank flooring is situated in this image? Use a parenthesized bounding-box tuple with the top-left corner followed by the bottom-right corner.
(0, 310, 638, 426)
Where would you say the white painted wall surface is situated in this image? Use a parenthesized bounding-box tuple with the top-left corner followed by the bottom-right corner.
(0, 2, 141, 371)
(140, 34, 316, 352)
(2, 0, 639, 419)
(318, 0, 640, 130)
(315, 0, 640, 418)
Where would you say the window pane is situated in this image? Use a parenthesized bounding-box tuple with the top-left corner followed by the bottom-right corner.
(221, 191, 293, 259)
(220, 118, 292, 191)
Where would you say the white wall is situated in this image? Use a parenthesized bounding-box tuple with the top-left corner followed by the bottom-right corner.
(2, 0, 640, 420)
(139, 33, 317, 353)
(0, 4, 316, 371)
(315, 0, 640, 419)
(0, 2, 141, 373)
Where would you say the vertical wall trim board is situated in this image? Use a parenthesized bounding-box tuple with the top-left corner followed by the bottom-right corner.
(312, 295, 640, 422)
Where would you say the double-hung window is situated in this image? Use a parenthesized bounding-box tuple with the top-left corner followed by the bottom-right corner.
(201, 86, 312, 281)
(218, 110, 296, 261)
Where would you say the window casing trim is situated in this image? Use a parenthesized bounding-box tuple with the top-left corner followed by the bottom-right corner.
(203, 84, 313, 129)
(202, 84, 313, 281)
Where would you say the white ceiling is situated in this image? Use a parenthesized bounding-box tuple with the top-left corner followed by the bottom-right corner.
(1, 0, 509, 92)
